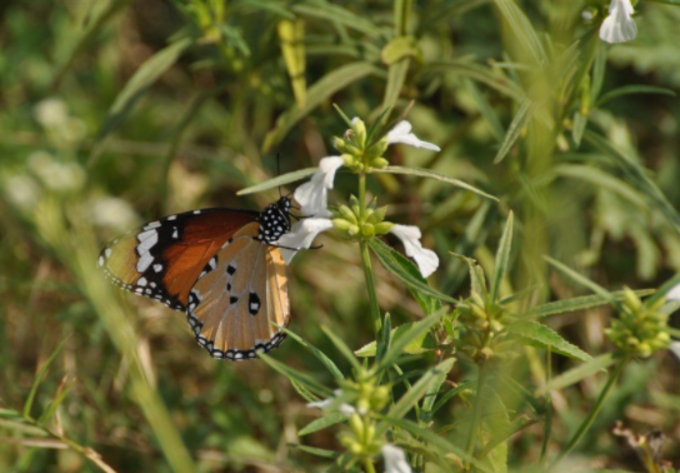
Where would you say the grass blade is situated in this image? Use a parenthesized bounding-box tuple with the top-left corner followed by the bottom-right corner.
(490, 211, 513, 302)
(376, 166, 497, 201)
(23, 339, 68, 420)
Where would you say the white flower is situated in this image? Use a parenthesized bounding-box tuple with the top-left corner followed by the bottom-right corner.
(386, 121, 441, 152)
(87, 197, 139, 230)
(389, 225, 439, 278)
(666, 283, 680, 302)
(382, 444, 412, 473)
(277, 218, 334, 264)
(294, 156, 344, 217)
(306, 390, 356, 416)
(599, 0, 637, 44)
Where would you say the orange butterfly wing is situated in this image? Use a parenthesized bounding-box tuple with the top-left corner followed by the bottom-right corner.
(98, 209, 258, 310)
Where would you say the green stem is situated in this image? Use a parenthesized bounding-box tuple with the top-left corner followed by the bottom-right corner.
(539, 347, 553, 467)
(358, 170, 382, 336)
(464, 362, 487, 471)
(551, 354, 630, 467)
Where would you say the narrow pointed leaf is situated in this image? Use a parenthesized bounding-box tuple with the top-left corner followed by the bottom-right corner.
(526, 289, 655, 319)
(23, 339, 68, 420)
(491, 211, 513, 302)
(388, 359, 455, 419)
(494, 99, 537, 164)
(282, 327, 344, 381)
(543, 352, 617, 393)
(237, 168, 317, 195)
(376, 166, 497, 201)
(298, 412, 346, 436)
(544, 256, 621, 311)
(507, 320, 592, 362)
(258, 353, 333, 398)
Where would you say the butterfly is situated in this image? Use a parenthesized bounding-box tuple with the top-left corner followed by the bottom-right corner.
(98, 196, 294, 361)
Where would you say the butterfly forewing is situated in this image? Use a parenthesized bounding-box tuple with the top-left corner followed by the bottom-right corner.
(98, 208, 257, 310)
(187, 222, 290, 360)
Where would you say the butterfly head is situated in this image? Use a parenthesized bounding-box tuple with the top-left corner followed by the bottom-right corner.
(257, 196, 293, 243)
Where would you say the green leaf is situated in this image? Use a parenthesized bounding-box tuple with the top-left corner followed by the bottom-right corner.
(298, 411, 346, 436)
(23, 339, 68, 420)
(291, 2, 383, 38)
(431, 380, 474, 414)
(237, 168, 317, 195)
(554, 164, 647, 208)
(494, 99, 537, 164)
(596, 85, 676, 107)
(571, 111, 588, 147)
(38, 375, 76, 424)
(321, 325, 362, 372)
(543, 352, 617, 393)
(375, 166, 498, 201)
(421, 359, 456, 417)
(526, 289, 655, 319)
(92, 37, 193, 159)
(278, 19, 306, 107)
(258, 353, 333, 398)
(380, 59, 410, 121)
(369, 238, 456, 304)
(377, 309, 446, 370)
(381, 417, 492, 473)
(263, 62, 381, 152)
(645, 271, 680, 307)
(282, 327, 344, 382)
(355, 322, 434, 357)
(424, 60, 525, 102)
(294, 444, 341, 459)
(584, 131, 680, 234)
(490, 211, 513, 302)
(388, 359, 455, 419)
(507, 320, 592, 362)
(544, 256, 621, 311)
(232, 0, 295, 19)
(492, 0, 546, 65)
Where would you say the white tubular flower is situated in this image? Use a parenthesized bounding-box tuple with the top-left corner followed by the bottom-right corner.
(294, 156, 344, 217)
(277, 218, 334, 264)
(666, 283, 680, 302)
(389, 224, 439, 278)
(599, 0, 637, 44)
(386, 121, 441, 152)
(382, 444, 412, 473)
(306, 390, 356, 416)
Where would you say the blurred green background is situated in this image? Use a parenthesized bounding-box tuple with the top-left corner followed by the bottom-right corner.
(1, 0, 679, 472)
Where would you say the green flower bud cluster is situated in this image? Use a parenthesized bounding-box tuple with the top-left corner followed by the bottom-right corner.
(451, 291, 509, 362)
(337, 372, 391, 459)
(332, 195, 393, 240)
(333, 117, 390, 173)
(605, 288, 671, 358)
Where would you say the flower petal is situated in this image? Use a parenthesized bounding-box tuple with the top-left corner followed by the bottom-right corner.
(382, 444, 412, 473)
(293, 156, 343, 217)
(276, 218, 333, 264)
(599, 0, 637, 44)
(386, 120, 441, 152)
(667, 283, 680, 302)
(389, 224, 439, 278)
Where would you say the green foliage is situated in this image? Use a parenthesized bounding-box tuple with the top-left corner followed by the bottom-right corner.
(1, 0, 680, 472)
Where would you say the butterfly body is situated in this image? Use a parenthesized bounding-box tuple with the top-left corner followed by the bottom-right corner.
(98, 197, 293, 361)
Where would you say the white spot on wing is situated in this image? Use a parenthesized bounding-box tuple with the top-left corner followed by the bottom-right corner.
(167, 215, 177, 221)
(137, 253, 154, 272)
(137, 231, 158, 254)
(193, 210, 201, 214)
(105, 248, 112, 258)
(98, 255, 105, 267)
(153, 264, 163, 273)
(172, 227, 178, 239)
(137, 277, 148, 287)
(144, 221, 162, 230)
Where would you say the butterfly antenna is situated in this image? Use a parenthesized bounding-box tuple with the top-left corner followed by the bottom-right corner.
(277, 152, 282, 198)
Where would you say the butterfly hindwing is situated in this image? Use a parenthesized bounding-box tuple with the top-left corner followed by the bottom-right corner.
(98, 208, 258, 311)
(187, 222, 290, 361)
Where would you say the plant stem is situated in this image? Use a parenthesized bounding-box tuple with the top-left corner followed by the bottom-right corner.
(358, 171, 382, 336)
(364, 458, 377, 473)
(551, 354, 630, 468)
(539, 347, 553, 467)
(464, 361, 487, 471)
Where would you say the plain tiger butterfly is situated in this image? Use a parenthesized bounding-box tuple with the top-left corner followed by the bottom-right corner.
(98, 196, 294, 361)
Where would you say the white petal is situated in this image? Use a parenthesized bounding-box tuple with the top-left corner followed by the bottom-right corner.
(599, 0, 637, 44)
(306, 398, 332, 410)
(382, 445, 412, 473)
(389, 224, 439, 278)
(276, 218, 333, 264)
(386, 120, 441, 152)
(339, 403, 357, 416)
(666, 283, 680, 302)
(293, 156, 343, 217)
